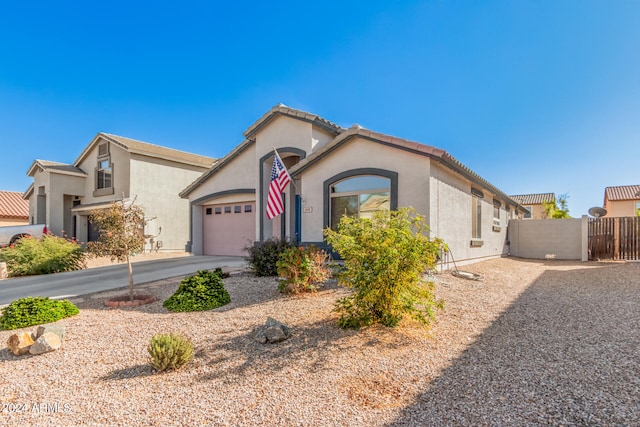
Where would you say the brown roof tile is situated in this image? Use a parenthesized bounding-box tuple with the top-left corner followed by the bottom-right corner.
(605, 185, 640, 201)
(243, 104, 344, 139)
(509, 193, 556, 205)
(99, 133, 215, 168)
(0, 190, 29, 219)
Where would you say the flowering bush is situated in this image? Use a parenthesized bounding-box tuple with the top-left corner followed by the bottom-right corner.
(276, 246, 331, 294)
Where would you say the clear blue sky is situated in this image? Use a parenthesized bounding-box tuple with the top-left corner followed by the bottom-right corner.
(1, 1, 639, 217)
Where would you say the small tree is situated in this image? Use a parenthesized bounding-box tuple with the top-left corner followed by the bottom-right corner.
(86, 199, 147, 302)
(324, 207, 444, 328)
(542, 194, 571, 219)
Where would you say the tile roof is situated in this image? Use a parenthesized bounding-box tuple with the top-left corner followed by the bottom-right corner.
(605, 185, 640, 201)
(0, 190, 29, 219)
(27, 160, 86, 177)
(243, 104, 344, 139)
(509, 193, 556, 205)
(98, 133, 215, 168)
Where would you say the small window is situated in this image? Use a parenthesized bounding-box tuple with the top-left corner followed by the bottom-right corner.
(96, 159, 112, 190)
(224, 206, 231, 214)
(205, 208, 212, 215)
(245, 204, 252, 213)
(493, 200, 501, 227)
(215, 207, 222, 215)
(523, 206, 533, 219)
(234, 205, 242, 213)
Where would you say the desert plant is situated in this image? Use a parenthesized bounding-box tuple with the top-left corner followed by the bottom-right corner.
(86, 199, 148, 302)
(163, 270, 231, 312)
(0, 296, 79, 330)
(246, 238, 295, 276)
(147, 333, 194, 372)
(0, 234, 85, 277)
(324, 207, 444, 329)
(276, 245, 331, 294)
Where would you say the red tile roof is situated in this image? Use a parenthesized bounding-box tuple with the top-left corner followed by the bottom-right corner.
(509, 193, 555, 205)
(605, 185, 640, 201)
(0, 191, 29, 219)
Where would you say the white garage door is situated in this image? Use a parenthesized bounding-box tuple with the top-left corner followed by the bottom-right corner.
(203, 202, 255, 256)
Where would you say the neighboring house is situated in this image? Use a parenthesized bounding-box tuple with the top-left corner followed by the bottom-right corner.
(509, 193, 555, 220)
(0, 190, 29, 226)
(180, 104, 527, 264)
(603, 185, 640, 217)
(24, 133, 215, 251)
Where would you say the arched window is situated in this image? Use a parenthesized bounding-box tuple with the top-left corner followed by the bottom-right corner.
(329, 175, 391, 229)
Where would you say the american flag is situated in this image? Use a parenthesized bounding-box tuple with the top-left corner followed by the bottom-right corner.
(266, 150, 291, 219)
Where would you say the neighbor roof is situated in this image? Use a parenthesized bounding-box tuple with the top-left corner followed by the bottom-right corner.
(0, 190, 29, 219)
(75, 133, 215, 169)
(509, 193, 556, 205)
(604, 185, 640, 202)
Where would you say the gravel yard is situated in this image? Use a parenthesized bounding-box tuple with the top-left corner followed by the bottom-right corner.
(1, 257, 639, 426)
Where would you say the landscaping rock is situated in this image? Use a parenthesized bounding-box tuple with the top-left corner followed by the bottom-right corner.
(7, 332, 34, 356)
(29, 332, 62, 355)
(254, 317, 292, 344)
(33, 324, 66, 341)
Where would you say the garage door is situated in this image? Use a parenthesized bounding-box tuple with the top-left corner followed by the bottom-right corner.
(203, 202, 255, 256)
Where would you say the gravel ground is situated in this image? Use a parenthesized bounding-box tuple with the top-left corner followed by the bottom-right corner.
(1, 257, 639, 426)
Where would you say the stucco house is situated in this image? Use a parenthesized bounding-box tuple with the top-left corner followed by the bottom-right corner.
(509, 193, 555, 220)
(0, 190, 29, 226)
(603, 185, 640, 217)
(180, 104, 527, 264)
(24, 133, 214, 251)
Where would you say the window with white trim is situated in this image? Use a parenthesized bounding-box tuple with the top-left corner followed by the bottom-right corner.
(523, 206, 533, 219)
(329, 175, 391, 230)
(493, 199, 501, 228)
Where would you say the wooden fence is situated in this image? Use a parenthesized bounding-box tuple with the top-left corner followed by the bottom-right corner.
(588, 217, 640, 260)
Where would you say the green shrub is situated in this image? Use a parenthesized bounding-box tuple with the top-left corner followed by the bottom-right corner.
(246, 238, 295, 276)
(163, 270, 231, 312)
(148, 333, 194, 372)
(276, 245, 331, 294)
(0, 234, 86, 277)
(213, 267, 230, 279)
(324, 207, 444, 329)
(0, 296, 79, 330)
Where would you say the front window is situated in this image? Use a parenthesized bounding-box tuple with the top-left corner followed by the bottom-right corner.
(330, 175, 390, 229)
(96, 160, 112, 190)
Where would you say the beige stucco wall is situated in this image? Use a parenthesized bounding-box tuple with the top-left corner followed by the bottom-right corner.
(298, 137, 430, 243)
(76, 142, 131, 205)
(508, 217, 588, 260)
(429, 163, 510, 265)
(604, 200, 640, 217)
(130, 154, 211, 252)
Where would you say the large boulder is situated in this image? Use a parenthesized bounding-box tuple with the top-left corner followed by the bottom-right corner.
(29, 333, 62, 355)
(7, 332, 34, 356)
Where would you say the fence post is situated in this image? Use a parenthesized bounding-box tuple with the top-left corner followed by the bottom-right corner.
(581, 215, 588, 261)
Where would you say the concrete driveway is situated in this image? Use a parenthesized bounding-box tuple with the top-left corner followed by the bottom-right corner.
(0, 255, 247, 306)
